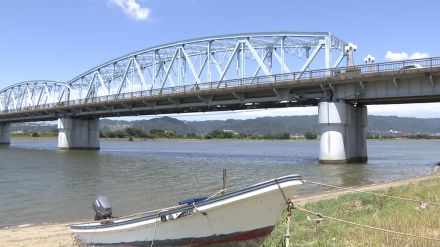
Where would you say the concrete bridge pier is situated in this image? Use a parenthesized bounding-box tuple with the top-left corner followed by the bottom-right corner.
(58, 117, 100, 150)
(0, 123, 11, 145)
(318, 101, 367, 163)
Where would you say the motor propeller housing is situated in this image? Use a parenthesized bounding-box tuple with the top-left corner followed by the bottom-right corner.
(93, 196, 112, 220)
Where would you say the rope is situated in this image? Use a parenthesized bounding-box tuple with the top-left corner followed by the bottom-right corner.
(274, 178, 295, 247)
(149, 213, 160, 247)
(275, 178, 289, 204)
(285, 200, 294, 247)
(293, 204, 440, 242)
(303, 179, 440, 207)
(206, 189, 226, 199)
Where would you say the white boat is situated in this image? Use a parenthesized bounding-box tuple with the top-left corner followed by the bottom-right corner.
(70, 174, 303, 246)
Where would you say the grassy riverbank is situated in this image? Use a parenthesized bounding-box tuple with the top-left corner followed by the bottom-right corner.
(264, 172, 440, 246)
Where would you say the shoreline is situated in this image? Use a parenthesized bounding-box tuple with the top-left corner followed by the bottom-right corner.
(9, 137, 440, 143)
(1, 168, 439, 247)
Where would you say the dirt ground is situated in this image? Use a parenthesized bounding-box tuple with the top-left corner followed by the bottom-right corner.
(0, 222, 74, 247)
(1, 168, 438, 247)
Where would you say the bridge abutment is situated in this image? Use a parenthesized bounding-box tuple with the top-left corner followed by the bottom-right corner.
(58, 118, 100, 150)
(318, 101, 367, 164)
(0, 123, 11, 145)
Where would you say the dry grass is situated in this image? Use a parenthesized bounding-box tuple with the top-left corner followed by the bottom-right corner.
(264, 177, 440, 246)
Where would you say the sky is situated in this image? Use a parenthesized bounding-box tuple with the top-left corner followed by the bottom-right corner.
(1, 0, 440, 121)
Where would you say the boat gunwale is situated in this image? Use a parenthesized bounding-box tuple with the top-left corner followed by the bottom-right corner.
(70, 174, 302, 230)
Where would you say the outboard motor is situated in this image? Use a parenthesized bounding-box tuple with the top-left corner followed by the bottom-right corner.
(93, 196, 112, 220)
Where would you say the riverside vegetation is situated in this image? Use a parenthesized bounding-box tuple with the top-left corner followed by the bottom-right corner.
(12, 127, 440, 141)
(12, 127, 319, 140)
(99, 128, 314, 140)
(263, 176, 440, 246)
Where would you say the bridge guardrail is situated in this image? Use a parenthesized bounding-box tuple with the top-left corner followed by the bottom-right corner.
(2, 57, 440, 115)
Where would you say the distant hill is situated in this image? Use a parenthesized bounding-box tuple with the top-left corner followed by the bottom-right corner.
(367, 116, 440, 134)
(122, 116, 318, 135)
(10, 115, 440, 135)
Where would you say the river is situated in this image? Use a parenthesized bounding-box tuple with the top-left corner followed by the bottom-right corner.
(0, 139, 439, 227)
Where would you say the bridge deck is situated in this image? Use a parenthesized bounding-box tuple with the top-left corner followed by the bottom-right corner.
(1, 62, 440, 123)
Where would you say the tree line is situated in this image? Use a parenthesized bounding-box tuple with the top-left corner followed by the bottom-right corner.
(12, 128, 440, 140)
(10, 128, 318, 140)
(100, 127, 320, 140)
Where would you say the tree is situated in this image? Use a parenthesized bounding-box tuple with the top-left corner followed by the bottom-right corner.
(164, 130, 177, 138)
(32, 131, 39, 138)
(186, 133, 199, 139)
(114, 130, 127, 138)
(99, 131, 108, 138)
(107, 131, 116, 138)
(274, 132, 290, 140)
(206, 129, 234, 139)
(304, 131, 318, 140)
(125, 127, 150, 138)
(149, 129, 166, 138)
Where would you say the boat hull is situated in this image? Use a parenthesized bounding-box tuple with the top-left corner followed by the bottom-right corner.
(71, 175, 302, 246)
(83, 226, 272, 246)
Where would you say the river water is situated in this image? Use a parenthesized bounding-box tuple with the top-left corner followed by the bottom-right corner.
(0, 139, 439, 228)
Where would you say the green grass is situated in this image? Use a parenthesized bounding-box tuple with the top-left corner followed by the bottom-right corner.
(263, 177, 440, 246)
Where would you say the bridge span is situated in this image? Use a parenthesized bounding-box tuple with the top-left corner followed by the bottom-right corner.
(1, 32, 440, 163)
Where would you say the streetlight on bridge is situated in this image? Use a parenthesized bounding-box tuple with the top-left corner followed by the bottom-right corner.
(364, 54, 375, 72)
(345, 43, 358, 67)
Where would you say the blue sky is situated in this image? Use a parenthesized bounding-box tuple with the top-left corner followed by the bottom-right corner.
(1, 0, 440, 121)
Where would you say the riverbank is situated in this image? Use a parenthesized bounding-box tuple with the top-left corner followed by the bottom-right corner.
(1, 168, 439, 247)
(10, 136, 440, 142)
(264, 167, 440, 246)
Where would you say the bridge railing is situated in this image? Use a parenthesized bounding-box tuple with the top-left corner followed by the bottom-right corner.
(3, 57, 440, 114)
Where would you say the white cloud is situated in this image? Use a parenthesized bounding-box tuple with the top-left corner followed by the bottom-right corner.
(385, 50, 430, 61)
(410, 52, 430, 59)
(109, 0, 150, 21)
(385, 51, 408, 61)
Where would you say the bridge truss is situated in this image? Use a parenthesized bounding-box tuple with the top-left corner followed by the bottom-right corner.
(0, 32, 348, 112)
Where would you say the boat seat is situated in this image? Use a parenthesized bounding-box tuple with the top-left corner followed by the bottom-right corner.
(178, 196, 208, 205)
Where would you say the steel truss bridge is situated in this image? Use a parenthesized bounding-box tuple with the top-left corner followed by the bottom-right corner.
(0, 32, 350, 122)
(2, 31, 440, 160)
(1, 32, 440, 124)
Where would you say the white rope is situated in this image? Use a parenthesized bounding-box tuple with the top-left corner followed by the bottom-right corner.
(206, 189, 226, 199)
(149, 213, 160, 247)
(293, 204, 440, 242)
(284, 200, 294, 247)
(274, 178, 295, 247)
(303, 179, 440, 207)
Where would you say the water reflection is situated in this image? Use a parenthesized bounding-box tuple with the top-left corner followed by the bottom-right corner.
(315, 163, 373, 187)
